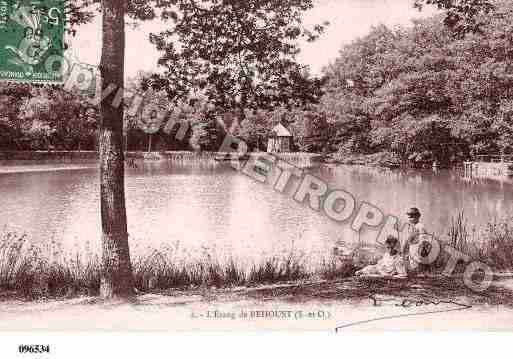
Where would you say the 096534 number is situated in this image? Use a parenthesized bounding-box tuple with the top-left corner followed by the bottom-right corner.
(18, 345, 50, 354)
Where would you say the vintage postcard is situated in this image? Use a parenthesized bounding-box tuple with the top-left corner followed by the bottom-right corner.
(1, 0, 513, 350)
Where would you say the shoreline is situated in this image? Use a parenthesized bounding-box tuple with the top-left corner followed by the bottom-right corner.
(0, 150, 321, 160)
(0, 165, 96, 174)
(0, 150, 490, 173)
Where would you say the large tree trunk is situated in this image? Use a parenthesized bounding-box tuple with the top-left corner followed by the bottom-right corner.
(99, 0, 134, 299)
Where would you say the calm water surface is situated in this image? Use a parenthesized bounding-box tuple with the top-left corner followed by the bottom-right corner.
(1, 160, 512, 263)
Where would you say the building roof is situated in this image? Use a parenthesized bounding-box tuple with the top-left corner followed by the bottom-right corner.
(271, 123, 292, 137)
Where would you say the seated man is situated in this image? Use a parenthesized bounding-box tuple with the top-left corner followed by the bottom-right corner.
(355, 236, 407, 278)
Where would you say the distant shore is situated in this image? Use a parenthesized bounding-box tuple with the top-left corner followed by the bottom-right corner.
(2, 151, 511, 179)
(0, 150, 406, 170)
(0, 150, 320, 158)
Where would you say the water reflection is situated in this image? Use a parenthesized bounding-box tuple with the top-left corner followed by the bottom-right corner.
(316, 165, 512, 239)
(0, 161, 512, 264)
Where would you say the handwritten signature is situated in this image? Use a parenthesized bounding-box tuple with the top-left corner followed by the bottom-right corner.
(334, 295, 472, 332)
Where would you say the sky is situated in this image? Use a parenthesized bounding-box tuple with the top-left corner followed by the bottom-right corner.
(69, 0, 439, 78)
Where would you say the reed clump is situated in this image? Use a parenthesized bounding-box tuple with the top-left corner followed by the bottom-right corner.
(0, 233, 353, 300)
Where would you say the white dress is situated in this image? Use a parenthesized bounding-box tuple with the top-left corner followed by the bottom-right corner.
(357, 253, 407, 277)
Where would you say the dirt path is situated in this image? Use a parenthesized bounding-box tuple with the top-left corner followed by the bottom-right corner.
(1, 276, 512, 331)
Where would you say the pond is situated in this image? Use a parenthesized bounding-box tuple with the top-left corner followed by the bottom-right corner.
(1, 159, 512, 265)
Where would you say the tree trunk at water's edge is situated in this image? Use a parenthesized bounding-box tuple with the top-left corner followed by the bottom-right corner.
(98, 0, 134, 299)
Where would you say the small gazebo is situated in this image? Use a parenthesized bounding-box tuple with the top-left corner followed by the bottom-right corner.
(267, 123, 292, 153)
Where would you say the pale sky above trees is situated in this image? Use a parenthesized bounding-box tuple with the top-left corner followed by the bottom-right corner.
(69, 0, 438, 78)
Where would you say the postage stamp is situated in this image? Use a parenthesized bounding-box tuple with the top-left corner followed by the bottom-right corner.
(0, 0, 64, 83)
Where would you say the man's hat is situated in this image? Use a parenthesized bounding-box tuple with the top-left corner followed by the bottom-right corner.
(406, 207, 421, 217)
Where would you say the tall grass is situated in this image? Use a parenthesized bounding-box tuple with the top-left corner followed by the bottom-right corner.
(131, 250, 312, 290)
(0, 233, 353, 300)
(447, 212, 513, 271)
(480, 219, 513, 270)
(4, 211, 510, 300)
(0, 232, 102, 298)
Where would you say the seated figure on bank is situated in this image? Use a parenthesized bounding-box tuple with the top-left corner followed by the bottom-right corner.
(355, 236, 407, 278)
(401, 207, 428, 273)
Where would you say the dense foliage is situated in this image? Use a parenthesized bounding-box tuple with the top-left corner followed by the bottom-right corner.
(2, 0, 512, 165)
(321, 0, 513, 165)
(0, 84, 97, 150)
(148, 0, 327, 112)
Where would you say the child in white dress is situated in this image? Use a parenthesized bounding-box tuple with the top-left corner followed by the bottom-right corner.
(355, 236, 407, 278)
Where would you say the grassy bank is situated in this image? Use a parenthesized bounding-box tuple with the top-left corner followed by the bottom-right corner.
(1, 213, 511, 301)
(0, 232, 355, 300)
